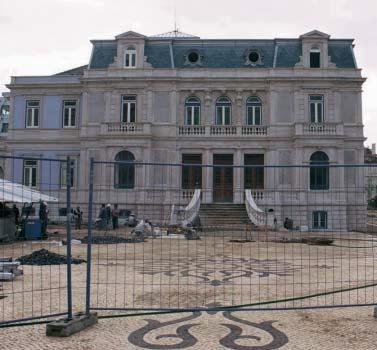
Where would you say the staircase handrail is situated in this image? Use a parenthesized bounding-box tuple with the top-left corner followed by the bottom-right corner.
(182, 189, 201, 227)
(245, 189, 274, 227)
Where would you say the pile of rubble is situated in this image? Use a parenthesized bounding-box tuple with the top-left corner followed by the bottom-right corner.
(81, 235, 144, 244)
(17, 249, 85, 265)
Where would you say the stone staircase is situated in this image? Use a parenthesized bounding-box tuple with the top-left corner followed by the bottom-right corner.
(199, 203, 250, 228)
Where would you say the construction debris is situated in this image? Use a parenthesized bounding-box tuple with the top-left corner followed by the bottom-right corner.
(17, 249, 85, 265)
(0, 258, 23, 280)
(184, 228, 201, 240)
(81, 235, 144, 244)
(270, 237, 334, 245)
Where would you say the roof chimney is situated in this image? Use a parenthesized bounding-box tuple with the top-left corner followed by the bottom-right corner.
(372, 143, 376, 155)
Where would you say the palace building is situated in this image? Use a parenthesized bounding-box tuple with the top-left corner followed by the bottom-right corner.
(5, 29, 366, 230)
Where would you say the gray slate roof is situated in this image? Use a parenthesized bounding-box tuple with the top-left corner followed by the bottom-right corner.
(55, 65, 88, 76)
(88, 39, 356, 70)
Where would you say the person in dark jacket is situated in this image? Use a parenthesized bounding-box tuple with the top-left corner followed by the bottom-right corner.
(112, 204, 119, 229)
(39, 201, 48, 237)
(98, 204, 107, 229)
(106, 204, 111, 226)
(74, 206, 83, 230)
(12, 204, 20, 226)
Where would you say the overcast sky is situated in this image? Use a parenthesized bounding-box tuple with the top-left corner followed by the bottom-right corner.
(0, 0, 376, 146)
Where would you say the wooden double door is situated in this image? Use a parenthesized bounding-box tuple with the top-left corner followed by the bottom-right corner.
(213, 154, 233, 203)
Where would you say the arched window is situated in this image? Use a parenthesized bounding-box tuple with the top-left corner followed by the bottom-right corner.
(124, 47, 137, 68)
(310, 151, 329, 190)
(185, 97, 201, 125)
(114, 151, 135, 189)
(246, 97, 262, 125)
(216, 97, 231, 125)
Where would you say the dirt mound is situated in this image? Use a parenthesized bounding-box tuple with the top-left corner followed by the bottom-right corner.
(81, 235, 144, 244)
(17, 249, 85, 265)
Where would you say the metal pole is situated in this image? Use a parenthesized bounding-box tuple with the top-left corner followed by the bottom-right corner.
(85, 158, 94, 315)
(66, 157, 73, 320)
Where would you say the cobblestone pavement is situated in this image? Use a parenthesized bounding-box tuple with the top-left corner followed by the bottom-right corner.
(2, 229, 377, 349)
(1, 307, 377, 349)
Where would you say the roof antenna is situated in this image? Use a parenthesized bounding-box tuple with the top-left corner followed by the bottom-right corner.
(173, 0, 178, 37)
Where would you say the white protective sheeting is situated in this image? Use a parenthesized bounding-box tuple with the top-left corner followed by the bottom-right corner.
(0, 179, 58, 203)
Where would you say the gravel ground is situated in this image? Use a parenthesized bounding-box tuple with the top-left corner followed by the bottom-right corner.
(1, 227, 377, 349)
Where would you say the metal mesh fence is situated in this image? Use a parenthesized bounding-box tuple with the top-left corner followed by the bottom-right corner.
(85, 160, 377, 313)
(0, 156, 75, 326)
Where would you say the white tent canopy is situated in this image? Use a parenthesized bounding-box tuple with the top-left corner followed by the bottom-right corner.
(0, 179, 58, 203)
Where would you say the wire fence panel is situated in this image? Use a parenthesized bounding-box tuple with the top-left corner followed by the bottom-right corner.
(85, 160, 377, 314)
(0, 156, 75, 326)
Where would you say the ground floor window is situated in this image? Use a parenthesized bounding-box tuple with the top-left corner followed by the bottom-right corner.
(182, 154, 202, 189)
(244, 154, 264, 189)
(114, 151, 135, 189)
(312, 211, 327, 229)
(60, 159, 75, 188)
(23, 160, 38, 188)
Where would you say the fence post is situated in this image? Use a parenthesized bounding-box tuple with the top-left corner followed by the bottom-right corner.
(85, 158, 94, 315)
(66, 157, 73, 320)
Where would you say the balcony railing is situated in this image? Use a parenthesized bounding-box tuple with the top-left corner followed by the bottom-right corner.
(210, 125, 237, 135)
(178, 125, 268, 136)
(102, 122, 151, 135)
(178, 125, 205, 135)
(299, 123, 342, 135)
(242, 125, 267, 135)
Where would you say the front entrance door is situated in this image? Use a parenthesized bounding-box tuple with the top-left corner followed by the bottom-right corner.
(213, 154, 233, 202)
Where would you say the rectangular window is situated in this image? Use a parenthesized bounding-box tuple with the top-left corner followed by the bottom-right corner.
(62, 100, 77, 128)
(23, 160, 38, 188)
(310, 51, 321, 68)
(121, 96, 136, 123)
(312, 211, 327, 229)
(185, 106, 200, 125)
(182, 154, 202, 189)
(247, 106, 262, 125)
(216, 106, 231, 125)
(60, 159, 75, 188)
(25, 100, 40, 128)
(309, 95, 324, 123)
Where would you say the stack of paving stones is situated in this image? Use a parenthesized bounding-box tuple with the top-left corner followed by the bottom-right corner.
(17, 249, 85, 265)
(81, 235, 144, 244)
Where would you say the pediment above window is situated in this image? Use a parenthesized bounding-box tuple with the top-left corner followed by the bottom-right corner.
(115, 31, 146, 40)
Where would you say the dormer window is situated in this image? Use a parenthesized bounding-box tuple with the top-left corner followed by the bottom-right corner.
(124, 48, 137, 68)
(310, 48, 321, 68)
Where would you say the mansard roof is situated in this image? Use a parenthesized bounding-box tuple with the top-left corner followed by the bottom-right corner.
(86, 31, 357, 70)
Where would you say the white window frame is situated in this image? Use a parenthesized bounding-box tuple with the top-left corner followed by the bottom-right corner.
(60, 159, 75, 189)
(312, 210, 328, 230)
(184, 97, 201, 125)
(309, 95, 324, 123)
(25, 100, 40, 128)
(215, 98, 232, 125)
(121, 96, 136, 123)
(246, 97, 262, 126)
(62, 100, 77, 128)
(124, 48, 137, 68)
(23, 160, 38, 188)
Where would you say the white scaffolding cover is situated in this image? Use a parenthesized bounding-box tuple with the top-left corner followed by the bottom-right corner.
(0, 180, 58, 203)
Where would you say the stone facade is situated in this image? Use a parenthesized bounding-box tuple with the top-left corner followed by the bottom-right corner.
(4, 29, 366, 230)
